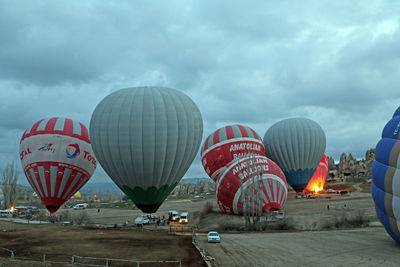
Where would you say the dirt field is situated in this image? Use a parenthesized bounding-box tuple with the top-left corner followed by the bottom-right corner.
(68, 191, 375, 230)
(0, 221, 205, 267)
(197, 227, 400, 266)
(1, 188, 395, 266)
(61, 199, 210, 225)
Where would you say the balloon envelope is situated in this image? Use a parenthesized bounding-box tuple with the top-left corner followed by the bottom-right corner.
(216, 156, 288, 215)
(371, 107, 400, 243)
(305, 154, 328, 192)
(89, 87, 203, 213)
(201, 124, 265, 182)
(19, 117, 97, 213)
(263, 118, 326, 192)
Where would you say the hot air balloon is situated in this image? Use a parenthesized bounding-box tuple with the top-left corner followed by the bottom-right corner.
(201, 125, 265, 182)
(19, 117, 97, 213)
(71, 191, 82, 199)
(89, 87, 203, 213)
(305, 153, 328, 193)
(216, 156, 288, 215)
(263, 118, 326, 192)
(371, 107, 400, 243)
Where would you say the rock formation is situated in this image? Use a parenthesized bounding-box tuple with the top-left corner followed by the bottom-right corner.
(170, 181, 215, 197)
(327, 148, 375, 182)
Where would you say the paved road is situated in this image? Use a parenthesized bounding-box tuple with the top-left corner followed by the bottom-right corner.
(198, 227, 400, 267)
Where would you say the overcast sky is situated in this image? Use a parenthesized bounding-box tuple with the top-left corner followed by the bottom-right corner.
(1, 0, 400, 184)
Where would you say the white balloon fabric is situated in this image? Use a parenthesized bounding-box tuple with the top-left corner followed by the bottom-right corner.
(89, 87, 203, 213)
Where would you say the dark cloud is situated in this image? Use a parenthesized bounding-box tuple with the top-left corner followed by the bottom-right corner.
(0, 0, 400, 183)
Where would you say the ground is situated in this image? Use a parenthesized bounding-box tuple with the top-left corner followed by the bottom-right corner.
(1, 188, 399, 266)
(197, 227, 400, 267)
(0, 221, 204, 266)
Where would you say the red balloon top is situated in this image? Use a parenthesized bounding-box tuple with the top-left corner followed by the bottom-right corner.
(201, 124, 262, 156)
(20, 117, 90, 144)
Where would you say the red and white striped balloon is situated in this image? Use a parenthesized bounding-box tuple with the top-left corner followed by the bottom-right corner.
(201, 124, 265, 182)
(19, 117, 97, 213)
(305, 153, 328, 192)
(216, 156, 288, 215)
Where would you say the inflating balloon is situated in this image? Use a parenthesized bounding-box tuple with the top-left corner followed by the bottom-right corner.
(371, 107, 400, 243)
(263, 118, 326, 192)
(305, 153, 328, 193)
(216, 156, 287, 215)
(201, 125, 265, 182)
(90, 87, 203, 213)
(20, 117, 97, 213)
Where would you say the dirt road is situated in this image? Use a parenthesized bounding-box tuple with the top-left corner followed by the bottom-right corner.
(198, 227, 400, 267)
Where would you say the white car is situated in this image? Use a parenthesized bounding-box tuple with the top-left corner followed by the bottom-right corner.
(170, 211, 179, 221)
(135, 216, 150, 225)
(73, 203, 88, 210)
(0, 210, 13, 218)
(207, 231, 221, 243)
(179, 212, 189, 224)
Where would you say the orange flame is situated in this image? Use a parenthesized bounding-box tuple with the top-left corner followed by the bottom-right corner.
(314, 184, 322, 194)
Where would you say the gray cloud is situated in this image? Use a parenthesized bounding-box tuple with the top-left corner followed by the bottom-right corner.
(0, 0, 400, 184)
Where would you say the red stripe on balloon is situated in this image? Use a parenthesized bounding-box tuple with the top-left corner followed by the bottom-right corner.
(33, 166, 46, 199)
(45, 117, 58, 133)
(225, 125, 234, 139)
(261, 181, 272, 204)
(213, 129, 220, 145)
(268, 179, 274, 202)
(64, 118, 74, 136)
(238, 125, 249, 137)
(66, 175, 86, 201)
(249, 127, 259, 140)
(43, 163, 52, 197)
(80, 122, 90, 143)
(31, 119, 44, 133)
(202, 135, 211, 153)
(59, 170, 78, 199)
(26, 169, 42, 199)
(53, 165, 65, 198)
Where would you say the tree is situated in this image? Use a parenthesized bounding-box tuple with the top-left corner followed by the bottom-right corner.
(240, 154, 264, 230)
(1, 162, 19, 209)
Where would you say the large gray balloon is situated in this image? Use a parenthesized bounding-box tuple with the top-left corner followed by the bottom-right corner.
(90, 87, 203, 212)
(263, 117, 326, 192)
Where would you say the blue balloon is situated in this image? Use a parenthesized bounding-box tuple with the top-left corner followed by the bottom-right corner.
(393, 106, 400, 118)
(371, 107, 400, 244)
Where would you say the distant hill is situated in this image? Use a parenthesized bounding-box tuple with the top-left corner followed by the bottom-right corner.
(81, 182, 123, 194)
(182, 177, 214, 184)
(17, 178, 213, 196)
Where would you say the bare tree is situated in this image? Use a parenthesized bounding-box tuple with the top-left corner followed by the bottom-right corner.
(240, 155, 264, 230)
(1, 162, 19, 209)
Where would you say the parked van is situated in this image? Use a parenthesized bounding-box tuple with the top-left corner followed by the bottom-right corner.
(169, 210, 179, 221)
(179, 212, 189, 224)
(0, 210, 12, 218)
(73, 203, 88, 210)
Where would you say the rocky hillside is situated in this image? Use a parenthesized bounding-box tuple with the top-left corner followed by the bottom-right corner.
(327, 148, 374, 182)
(170, 180, 215, 197)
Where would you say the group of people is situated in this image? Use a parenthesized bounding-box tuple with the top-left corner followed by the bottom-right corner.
(147, 214, 171, 226)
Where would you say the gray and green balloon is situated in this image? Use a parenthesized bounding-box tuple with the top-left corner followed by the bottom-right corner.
(89, 87, 203, 213)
